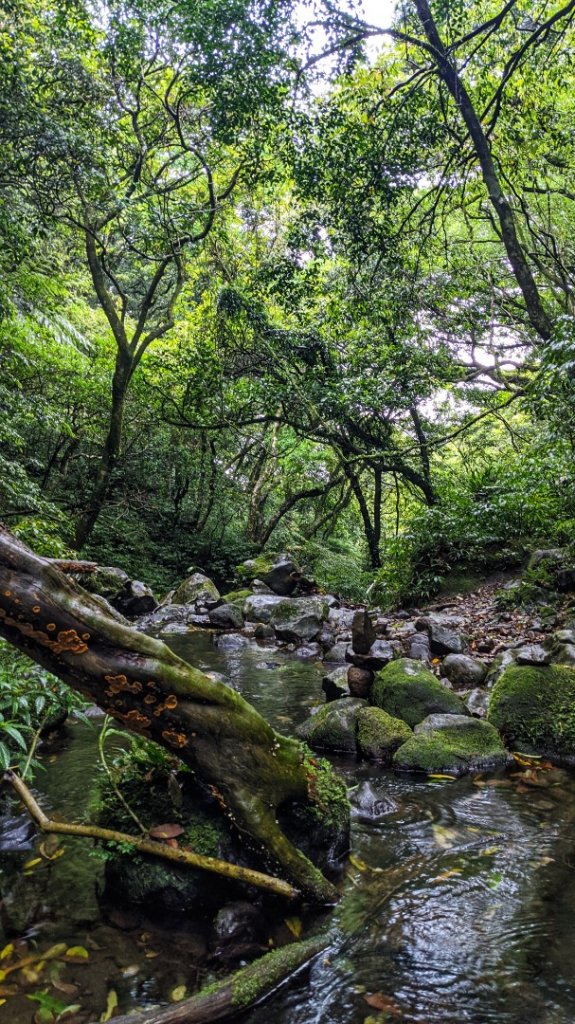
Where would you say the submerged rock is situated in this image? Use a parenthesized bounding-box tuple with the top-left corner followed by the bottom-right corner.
(372, 658, 468, 728)
(356, 707, 412, 763)
(393, 714, 509, 775)
(488, 664, 575, 761)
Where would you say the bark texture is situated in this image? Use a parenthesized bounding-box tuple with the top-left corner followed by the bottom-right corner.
(0, 526, 341, 903)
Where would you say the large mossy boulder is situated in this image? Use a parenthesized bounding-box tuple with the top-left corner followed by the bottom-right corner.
(356, 707, 412, 763)
(296, 698, 365, 753)
(171, 572, 220, 607)
(488, 664, 575, 761)
(393, 714, 509, 775)
(372, 658, 468, 728)
(243, 594, 284, 623)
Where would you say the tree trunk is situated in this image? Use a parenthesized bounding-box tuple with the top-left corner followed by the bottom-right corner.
(0, 526, 341, 904)
(74, 349, 133, 550)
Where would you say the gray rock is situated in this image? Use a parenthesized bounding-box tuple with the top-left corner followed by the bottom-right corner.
(408, 631, 431, 662)
(79, 564, 129, 600)
(213, 901, 264, 947)
(254, 622, 275, 640)
(115, 579, 157, 618)
(324, 641, 349, 664)
(555, 629, 575, 644)
(296, 697, 366, 753)
(269, 596, 330, 642)
(293, 643, 322, 659)
(209, 603, 245, 629)
(485, 648, 517, 687)
(136, 603, 201, 631)
(346, 638, 394, 671)
(428, 623, 465, 656)
(351, 609, 376, 654)
(553, 643, 575, 667)
(322, 666, 350, 702)
(465, 688, 490, 718)
(328, 607, 356, 632)
(515, 644, 551, 666)
(251, 579, 273, 594)
(442, 653, 487, 688)
(415, 612, 464, 631)
(350, 780, 400, 821)
(172, 572, 220, 607)
(529, 548, 565, 569)
(215, 633, 251, 650)
(243, 594, 285, 622)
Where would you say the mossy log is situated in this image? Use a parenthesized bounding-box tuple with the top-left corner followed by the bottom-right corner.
(90, 933, 331, 1024)
(0, 526, 340, 903)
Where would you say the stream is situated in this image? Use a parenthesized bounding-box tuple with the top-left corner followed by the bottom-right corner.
(2, 630, 575, 1023)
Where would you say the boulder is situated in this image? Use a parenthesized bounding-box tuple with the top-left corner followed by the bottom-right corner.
(328, 607, 356, 633)
(136, 603, 201, 632)
(269, 596, 330, 642)
(80, 564, 129, 600)
(465, 688, 490, 718)
(515, 644, 551, 666)
(237, 554, 314, 596)
(346, 638, 394, 671)
(372, 658, 468, 728)
(114, 579, 157, 618)
(408, 632, 431, 662)
(488, 664, 575, 761)
(324, 641, 349, 664)
(356, 707, 412, 763)
(351, 609, 376, 655)
(393, 714, 509, 776)
(442, 654, 486, 688)
(253, 622, 275, 640)
(220, 589, 252, 605)
(243, 594, 285, 622)
(172, 572, 220, 607)
(428, 622, 465, 656)
(322, 666, 350, 702)
(208, 603, 245, 629)
(350, 780, 400, 822)
(296, 698, 366, 753)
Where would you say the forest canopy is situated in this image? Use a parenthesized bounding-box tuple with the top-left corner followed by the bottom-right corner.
(2, 0, 575, 604)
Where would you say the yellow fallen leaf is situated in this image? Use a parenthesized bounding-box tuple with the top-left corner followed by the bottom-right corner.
(100, 987, 118, 1022)
(284, 916, 302, 939)
(43, 943, 68, 961)
(169, 985, 187, 1003)
(432, 869, 462, 883)
(65, 946, 89, 960)
(349, 854, 369, 872)
(0, 970, 7, 983)
(428, 774, 457, 781)
(0, 944, 14, 961)
(144, 950, 159, 959)
(480, 846, 500, 857)
(0, 998, 6, 1007)
(23, 858, 42, 871)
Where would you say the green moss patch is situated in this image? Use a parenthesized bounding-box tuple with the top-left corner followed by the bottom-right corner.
(356, 707, 412, 763)
(393, 714, 509, 775)
(372, 658, 468, 728)
(488, 664, 575, 759)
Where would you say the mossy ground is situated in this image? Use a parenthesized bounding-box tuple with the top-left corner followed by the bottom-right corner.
(488, 664, 575, 757)
(372, 658, 467, 727)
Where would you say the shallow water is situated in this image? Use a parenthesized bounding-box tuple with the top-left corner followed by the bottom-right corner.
(2, 630, 575, 1023)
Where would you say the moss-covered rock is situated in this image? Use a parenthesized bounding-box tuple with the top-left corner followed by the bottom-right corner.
(393, 714, 509, 775)
(296, 698, 365, 753)
(269, 596, 330, 642)
(371, 658, 468, 728)
(278, 751, 350, 874)
(221, 589, 253, 606)
(487, 664, 575, 761)
(172, 572, 220, 606)
(356, 707, 412, 763)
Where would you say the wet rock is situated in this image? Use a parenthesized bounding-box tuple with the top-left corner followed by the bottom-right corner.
(372, 658, 468, 728)
(328, 607, 356, 633)
(484, 648, 517, 687)
(346, 638, 394, 671)
(296, 698, 366, 753)
(351, 610, 376, 655)
(415, 612, 464, 631)
(350, 780, 400, 821)
(347, 666, 374, 698)
(324, 641, 349, 664)
(208, 603, 244, 629)
(172, 572, 220, 607)
(251, 579, 273, 594)
(322, 666, 350, 702)
(253, 622, 275, 640)
(428, 622, 465, 656)
(393, 714, 509, 776)
(556, 629, 575, 645)
(442, 654, 487, 688)
(356, 707, 412, 763)
(293, 642, 322, 659)
(115, 579, 157, 618)
(136, 603, 203, 631)
(317, 627, 336, 651)
(0, 816, 36, 852)
(215, 633, 251, 650)
(465, 688, 490, 718)
(515, 644, 551, 666)
(488, 664, 575, 761)
(212, 901, 264, 948)
(269, 596, 330, 642)
(220, 589, 252, 606)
